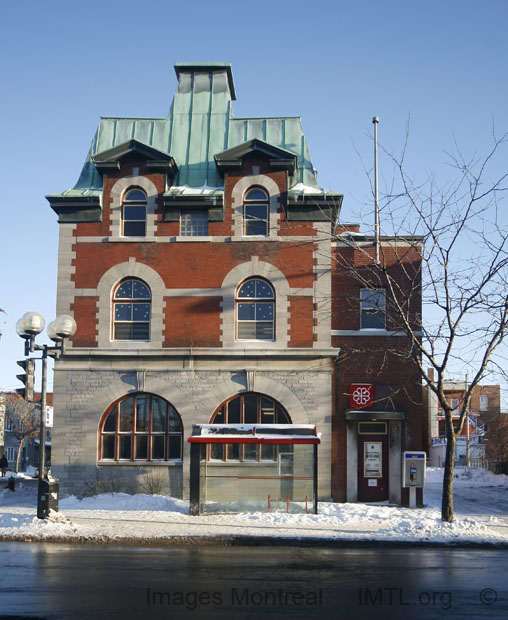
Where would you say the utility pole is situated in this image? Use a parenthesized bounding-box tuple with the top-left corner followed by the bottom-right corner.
(373, 116, 380, 263)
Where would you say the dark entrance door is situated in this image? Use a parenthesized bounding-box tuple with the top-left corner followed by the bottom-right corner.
(357, 421, 389, 502)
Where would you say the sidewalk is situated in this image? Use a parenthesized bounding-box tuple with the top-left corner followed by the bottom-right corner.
(1, 468, 508, 547)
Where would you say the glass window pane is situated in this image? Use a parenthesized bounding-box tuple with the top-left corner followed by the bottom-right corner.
(181, 210, 208, 236)
(255, 322, 274, 340)
(102, 435, 115, 459)
(245, 188, 267, 200)
(119, 436, 132, 460)
(361, 310, 385, 329)
(238, 303, 255, 320)
(132, 303, 151, 320)
(227, 397, 241, 424)
(124, 206, 146, 220)
(227, 444, 240, 460)
(152, 399, 166, 432)
(133, 281, 150, 299)
(133, 323, 150, 340)
(245, 219, 267, 236)
(244, 444, 258, 461)
(276, 405, 290, 424)
(260, 444, 275, 461)
(238, 281, 256, 298)
(135, 435, 148, 459)
(168, 435, 182, 460)
(261, 398, 275, 423)
(152, 436, 165, 460)
(210, 444, 224, 460)
(115, 281, 133, 299)
(114, 303, 132, 321)
(168, 407, 182, 432)
(361, 289, 385, 310)
(135, 395, 149, 432)
(245, 204, 267, 220)
(255, 280, 274, 298)
(124, 221, 146, 237)
(114, 323, 134, 340)
(244, 394, 258, 424)
(255, 303, 273, 320)
(125, 189, 146, 201)
(103, 408, 117, 432)
(119, 398, 133, 431)
(213, 407, 224, 424)
(237, 322, 256, 339)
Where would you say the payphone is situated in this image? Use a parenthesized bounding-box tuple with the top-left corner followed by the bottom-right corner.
(402, 451, 426, 507)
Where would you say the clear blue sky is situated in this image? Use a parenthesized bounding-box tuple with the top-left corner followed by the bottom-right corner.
(1, 0, 507, 393)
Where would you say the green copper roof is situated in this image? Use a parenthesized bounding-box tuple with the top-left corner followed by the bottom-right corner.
(56, 63, 326, 196)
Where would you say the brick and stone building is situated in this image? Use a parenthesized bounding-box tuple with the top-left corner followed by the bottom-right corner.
(47, 62, 424, 505)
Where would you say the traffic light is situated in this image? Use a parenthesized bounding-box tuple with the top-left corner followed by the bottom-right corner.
(16, 359, 35, 402)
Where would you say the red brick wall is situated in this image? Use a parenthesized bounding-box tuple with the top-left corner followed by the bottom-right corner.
(288, 296, 314, 347)
(69, 161, 319, 348)
(163, 296, 222, 347)
(70, 296, 99, 347)
(330, 241, 423, 501)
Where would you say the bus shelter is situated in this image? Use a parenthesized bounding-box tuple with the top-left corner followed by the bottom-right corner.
(188, 424, 320, 515)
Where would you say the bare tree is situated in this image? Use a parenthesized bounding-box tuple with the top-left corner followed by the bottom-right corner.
(330, 127, 508, 521)
(4, 394, 40, 473)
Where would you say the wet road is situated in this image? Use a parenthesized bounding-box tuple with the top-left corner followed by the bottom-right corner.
(1, 542, 507, 619)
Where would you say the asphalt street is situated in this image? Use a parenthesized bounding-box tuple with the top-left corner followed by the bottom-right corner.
(1, 542, 508, 620)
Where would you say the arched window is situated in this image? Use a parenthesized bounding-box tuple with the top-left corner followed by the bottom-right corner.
(243, 187, 269, 236)
(122, 188, 147, 237)
(209, 393, 291, 461)
(99, 393, 183, 461)
(113, 279, 151, 341)
(236, 278, 275, 341)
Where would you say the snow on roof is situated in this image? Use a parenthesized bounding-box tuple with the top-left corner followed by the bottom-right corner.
(194, 423, 317, 434)
(189, 423, 320, 443)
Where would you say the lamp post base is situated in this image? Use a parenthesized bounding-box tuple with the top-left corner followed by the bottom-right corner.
(37, 478, 59, 519)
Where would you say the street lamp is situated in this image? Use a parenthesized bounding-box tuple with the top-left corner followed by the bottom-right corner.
(16, 311, 76, 519)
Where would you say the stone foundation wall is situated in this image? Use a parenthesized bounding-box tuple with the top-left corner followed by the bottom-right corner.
(52, 364, 332, 499)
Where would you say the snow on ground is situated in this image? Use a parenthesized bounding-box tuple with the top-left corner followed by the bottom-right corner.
(0, 468, 507, 545)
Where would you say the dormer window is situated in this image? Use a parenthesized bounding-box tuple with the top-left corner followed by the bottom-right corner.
(180, 210, 208, 236)
(122, 188, 147, 237)
(243, 188, 268, 236)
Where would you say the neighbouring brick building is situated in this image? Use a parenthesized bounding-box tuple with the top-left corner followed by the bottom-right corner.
(47, 62, 424, 505)
(427, 378, 502, 467)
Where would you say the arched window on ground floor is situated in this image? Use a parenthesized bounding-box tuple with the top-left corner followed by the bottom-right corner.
(99, 393, 183, 462)
(208, 392, 291, 461)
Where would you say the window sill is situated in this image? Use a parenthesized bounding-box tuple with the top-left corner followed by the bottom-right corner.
(206, 460, 278, 466)
(235, 339, 276, 344)
(174, 236, 210, 242)
(331, 329, 419, 337)
(97, 460, 183, 467)
(110, 237, 156, 242)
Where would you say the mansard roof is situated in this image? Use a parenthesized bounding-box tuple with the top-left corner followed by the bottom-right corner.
(49, 62, 331, 198)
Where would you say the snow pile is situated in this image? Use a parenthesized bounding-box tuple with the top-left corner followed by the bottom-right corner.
(426, 466, 508, 485)
(1, 469, 508, 545)
(61, 492, 188, 513)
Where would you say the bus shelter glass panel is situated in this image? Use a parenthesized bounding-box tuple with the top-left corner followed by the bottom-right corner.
(197, 443, 317, 514)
